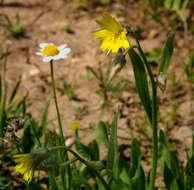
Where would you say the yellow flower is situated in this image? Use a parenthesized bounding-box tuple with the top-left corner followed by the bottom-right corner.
(13, 148, 50, 182)
(70, 122, 81, 132)
(94, 14, 130, 54)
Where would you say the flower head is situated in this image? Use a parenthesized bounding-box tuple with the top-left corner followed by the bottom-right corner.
(36, 43, 71, 62)
(94, 14, 130, 54)
(70, 122, 81, 132)
(13, 148, 50, 182)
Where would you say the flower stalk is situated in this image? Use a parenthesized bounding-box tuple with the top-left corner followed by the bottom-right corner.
(50, 60, 65, 144)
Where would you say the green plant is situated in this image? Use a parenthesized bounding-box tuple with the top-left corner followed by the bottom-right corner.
(0, 50, 27, 139)
(182, 51, 194, 83)
(87, 54, 131, 108)
(159, 130, 194, 190)
(80, 70, 94, 81)
(145, 48, 162, 65)
(60, 24, 74, 34)
(57, 82, 76, 100)
(2, 13, 23, 37)
(2, 13, 194, 190)
(73, 1, 87, 9)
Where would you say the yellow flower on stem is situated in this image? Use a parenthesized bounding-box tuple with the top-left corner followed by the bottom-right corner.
(13, 148, 50, 182)
(94, 13, 130, 54)
(70, 122, 81, 132)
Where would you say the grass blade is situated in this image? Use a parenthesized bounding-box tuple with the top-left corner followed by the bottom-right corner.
(9, 74, 22, 103)
(38, 96, 51, 137)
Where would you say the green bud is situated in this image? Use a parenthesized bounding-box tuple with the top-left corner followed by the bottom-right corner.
(31, 148, 51, 166)
(157, 73, 167, 92)
(87, 161, 104, 170)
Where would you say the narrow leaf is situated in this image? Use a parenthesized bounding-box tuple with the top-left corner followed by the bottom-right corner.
(128, 48, 152, 122)
(159, 33, 174, 74)
(9, 74, 22, 103)
(38, 97, 51, 137)
(96, 121, 109, 146)
(107, 108, 120, 180)
(75, 131, 95, 160)
(0, 75, 2, 103)
(129, 139, 141, 178)
(48, 171, 59, 190)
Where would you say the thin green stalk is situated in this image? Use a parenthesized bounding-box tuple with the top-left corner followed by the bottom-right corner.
(135, 39, 158, 190)
(149, 83, 158, 190)
(49, 60, 65, 144)
(50, 60, 70, 189)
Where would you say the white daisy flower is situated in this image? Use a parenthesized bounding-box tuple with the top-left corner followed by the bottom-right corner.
(36, 43, 71, 62)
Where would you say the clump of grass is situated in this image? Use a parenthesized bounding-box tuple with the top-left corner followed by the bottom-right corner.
(2, 13, 23, 37)
(60, 24, 74, 34)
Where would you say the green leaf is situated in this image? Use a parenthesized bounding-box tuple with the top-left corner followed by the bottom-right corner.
(0, 109, 6, 138)
(160, 130, 184, 190)
(21, 124, 35, 152)
(164, 0, 173, 9)
(48, 171, 59, 190)
(171, 0, 181, 11)
(38, 97, 51, 137)
(75, 131, 95, 160)
(128, 48, 152, 122)
(9, 74, 21, 103)
(94, 121, 109, 146)
(107, 108, 120, 180)
(131, 165, 147, 190)
(182, 0, 189, 9)
(129, 139, 141, 178)
(74, 168, 93, 189)
(0, 75, 2, 104)
(119, 157, 131, 185)
(185, 155, 194, 190)
(159, 130, 169, 149)
(7, 95, 25, 114)
(131, 139, 141, 167)
(141, 0, 148, 12)
(163, 163, 179, 190)
(89, 140, 99, 160)
(159, 33, 174, 74)
(102, 0, 111, 4)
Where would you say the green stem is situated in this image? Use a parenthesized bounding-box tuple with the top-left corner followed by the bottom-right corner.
(149, 82, 158, 190)
(50, 60, 65, 144)
(50, 60, 70, 189)
(50, 146, 109, 189)
(135, 39, 158, 190)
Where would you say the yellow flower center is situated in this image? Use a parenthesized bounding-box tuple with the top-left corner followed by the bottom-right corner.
(42, 45, 59, 56)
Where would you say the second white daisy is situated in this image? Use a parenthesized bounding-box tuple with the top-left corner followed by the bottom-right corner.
(36, 43, 71, 62)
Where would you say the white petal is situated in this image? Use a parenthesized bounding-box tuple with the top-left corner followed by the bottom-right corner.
(43, 56, 52, 62)
(58, 44, 67, 50)
(40, 43, 53, 49)
(52, 55, 63, 61)
(36, 52, 42, 56)
(61, 48, 71, 55)
(58, 54, 67, 59)
(52, 55, 60, 61)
